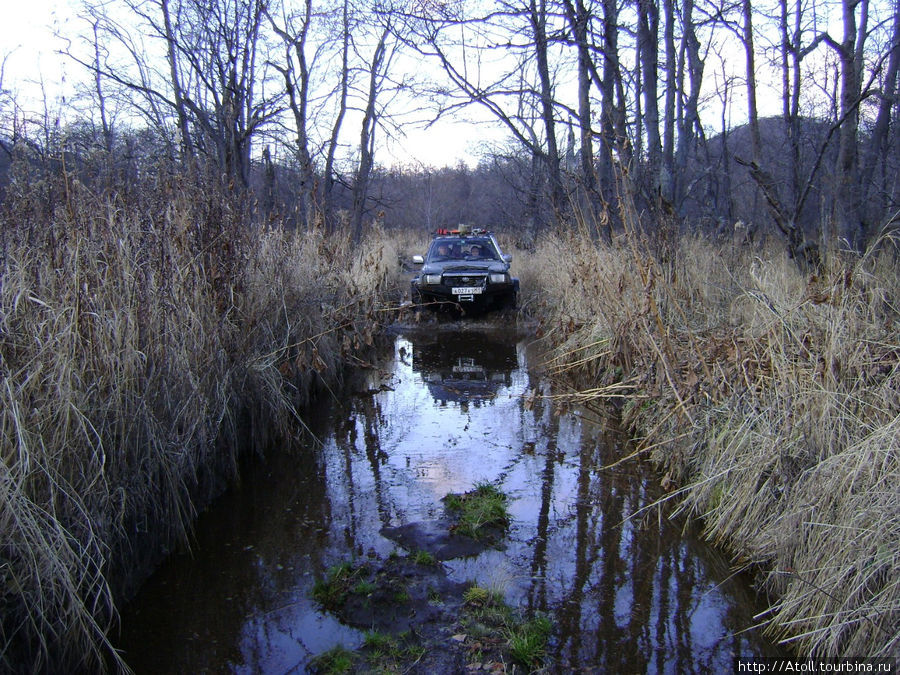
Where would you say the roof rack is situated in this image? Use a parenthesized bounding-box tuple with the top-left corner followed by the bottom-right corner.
(434, 225, 489, 236)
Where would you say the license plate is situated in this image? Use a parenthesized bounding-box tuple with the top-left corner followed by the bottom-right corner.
(452, 287, 482, 295)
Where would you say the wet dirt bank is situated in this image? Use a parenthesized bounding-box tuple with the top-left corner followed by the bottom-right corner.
(117, 319, 786, 672)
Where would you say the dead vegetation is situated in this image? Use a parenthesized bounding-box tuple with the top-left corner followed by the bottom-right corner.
(0, 169, 395, 671)
(523, 223, 900, 657)
(3, 154, 896, 666)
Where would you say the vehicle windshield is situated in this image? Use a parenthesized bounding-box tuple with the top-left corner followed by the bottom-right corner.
(427, 237, 499, 262)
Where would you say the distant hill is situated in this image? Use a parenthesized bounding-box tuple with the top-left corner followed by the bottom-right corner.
(686, 115, 839, 237)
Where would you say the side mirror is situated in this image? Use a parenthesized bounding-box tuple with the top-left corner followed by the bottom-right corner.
(412, 255, 424, 265)
(502, 254, 512, 263)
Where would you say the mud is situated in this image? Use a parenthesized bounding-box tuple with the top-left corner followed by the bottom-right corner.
(306, 553, 471, 674)
(381, 519, 502, 561)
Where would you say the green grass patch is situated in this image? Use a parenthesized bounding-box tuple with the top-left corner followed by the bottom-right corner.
(444, 482, 510, 540)
(413, 549, 437, 566)
(362, 630, 394, 651)
(351, 580, 377, 596)
(460, 583, 553, 670)
(360, 630, 426, 668)
(309, 645, 357, 674)
(312, 562, 368, 610)
(463, 584, 513, 628)
(508, 614, 553, 668)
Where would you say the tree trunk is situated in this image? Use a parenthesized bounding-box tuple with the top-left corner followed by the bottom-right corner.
(662, 0, 676, 203)
(833, 0, 867, 249)
(269, 0, 315, 228)
(638, 0, 662, 199)
(674, 0, 703, 208)
(745, 0, 762, 162)
(161, 0, 193, 162)
(563, 0, 603, 237)
(324, 0, 350, 230)
(859, 1, 899, 225)
(529, 0, 565, 215)
(353, 25, 390, 242)
(598, 0, 620, 222)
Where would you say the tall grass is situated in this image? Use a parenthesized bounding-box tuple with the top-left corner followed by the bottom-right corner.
(524, 223, 900, 657)
(0, 168, 393, 670)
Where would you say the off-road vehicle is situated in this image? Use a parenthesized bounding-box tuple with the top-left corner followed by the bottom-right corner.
(410, 226, 518, 312)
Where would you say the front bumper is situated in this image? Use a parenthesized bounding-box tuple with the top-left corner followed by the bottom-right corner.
(412, 277, 518, 308)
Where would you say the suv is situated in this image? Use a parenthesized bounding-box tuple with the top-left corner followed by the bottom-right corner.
(410, 227, 519, 312)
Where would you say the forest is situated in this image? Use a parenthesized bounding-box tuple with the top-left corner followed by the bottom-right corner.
(1, 0, 898, 670)
(2, 0, 898, 251)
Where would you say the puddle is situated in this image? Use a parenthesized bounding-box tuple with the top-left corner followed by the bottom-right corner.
(118, 323, 785, 672)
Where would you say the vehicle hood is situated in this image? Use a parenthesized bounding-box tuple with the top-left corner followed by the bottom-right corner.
(422, 261, 509, 275)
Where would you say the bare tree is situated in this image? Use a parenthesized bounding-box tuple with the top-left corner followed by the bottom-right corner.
(673, 0, 706, 206)
(527, 0, 565, 213)
(560, 0, 603, 234)
(780, 0, 802, 205)
(728, 0, 830, 264)
(268, 0, 316, 227)
(323, 0, 351, 227)
(269, 0, 355, 229)
(0, 51, 14, 159)
(73, 0, 280, 187)
(831, 0, 868, 249)
(352, 14, 398, 240)
(90, 21, 114, 156)
(161, 0, 193, 161)
(179, 0, 276, 186)
(396, 1, 569, 230)
(859, 3, 900, 223)
(637, 0, 663, 200)
(662, 0, 677, 202)
(46, 0, 899, 248)
(598, 0, 631, 214)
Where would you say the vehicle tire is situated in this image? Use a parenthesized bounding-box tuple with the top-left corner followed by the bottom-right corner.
(501, 291, 517, 311)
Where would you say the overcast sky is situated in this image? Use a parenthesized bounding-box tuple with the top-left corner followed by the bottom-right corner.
(3, 0, 76, 97)
(0, 0, 495, 169)
(1, 0, 815, 170)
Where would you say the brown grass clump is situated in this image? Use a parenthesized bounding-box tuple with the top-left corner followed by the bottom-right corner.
(525, 224, 900, 657)
(0, 171, 393, 670)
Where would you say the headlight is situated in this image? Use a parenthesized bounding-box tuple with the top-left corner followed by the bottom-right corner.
(424, 274, 442, 285)
(489, 273, 508, 284)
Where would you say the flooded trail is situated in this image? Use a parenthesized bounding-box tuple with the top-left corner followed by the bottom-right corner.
(118, 322, 785, 672)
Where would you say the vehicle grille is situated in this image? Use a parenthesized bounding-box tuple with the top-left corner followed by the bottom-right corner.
(443, 274, 487, 289)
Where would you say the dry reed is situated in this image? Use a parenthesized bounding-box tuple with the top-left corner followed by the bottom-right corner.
(0, 171, 393, 670)
(524, 224, 900, 657)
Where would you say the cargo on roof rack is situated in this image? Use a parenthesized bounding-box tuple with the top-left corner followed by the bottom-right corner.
(434, 225, 489, 236)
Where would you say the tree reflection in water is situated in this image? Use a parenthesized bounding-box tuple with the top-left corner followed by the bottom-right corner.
(327, 328, 783, 670)
(119, 327, 785, 673)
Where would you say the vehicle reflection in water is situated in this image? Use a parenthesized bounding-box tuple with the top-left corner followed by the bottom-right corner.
(412, 330, 516, 406)
(117, 326, 785, 673)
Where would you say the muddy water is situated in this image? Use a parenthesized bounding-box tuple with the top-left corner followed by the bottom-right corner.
(118, 322, 784, 672)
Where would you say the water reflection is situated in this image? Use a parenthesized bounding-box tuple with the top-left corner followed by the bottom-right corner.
(411, 331, 516, 406)
(118, 326, 784, 672)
